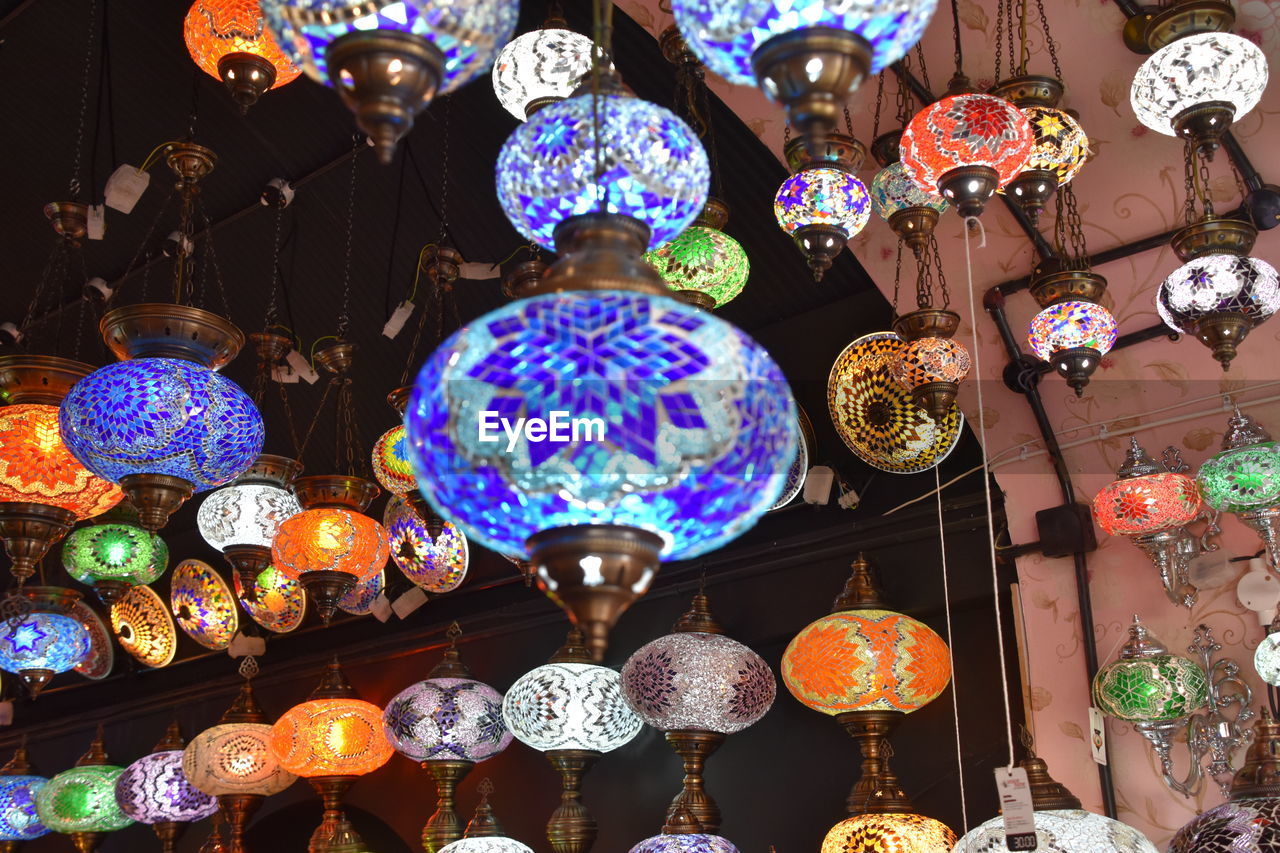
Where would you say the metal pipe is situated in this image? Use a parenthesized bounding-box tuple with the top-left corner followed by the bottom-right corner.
(1110, 0, 1145, 17)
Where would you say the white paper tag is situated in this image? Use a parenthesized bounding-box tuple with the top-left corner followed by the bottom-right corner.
(459, 261, 500, 280)
(0, 702, 14, 726)
(104, 165, 150, 213)
(382, 300, 415, 339)
(996, 767, 1037, 850)
(391, 586, 428, 619)
(86, 204, 105, 240)
(371, 592, 393, 623)
(227, 633, 267, 658)
(1089, 707, 1108, 765)
(285, 349, 319, 384)
(271, 364, 300, 384)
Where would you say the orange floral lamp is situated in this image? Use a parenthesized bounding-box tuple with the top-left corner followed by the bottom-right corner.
(183, 0, 301, 110)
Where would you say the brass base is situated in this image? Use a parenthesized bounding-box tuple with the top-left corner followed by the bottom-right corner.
(893, 308, 960, 342)
(528, 524, 665, 661)
(1021, 754, 1084, 810)
(100, 303, 244, 369)
(308, 775, 359, 853)
(224, 544, 272, 602)
(911, 381, 960, 423)
(421, 760, 473, 852)
(887, 206, 939, 255)
(387, 386, 413, 416)
(153, 820, 185, 853)
(536, 213, 669, 297)
(314, 340, 356, 376)
(663, 730, 725, 835)
(835, 709, 912, 815)
(1123, 5, 1159, 54)
(292, 475, 379, 512)
(751, 27, 871, 158)
(218, 51, 277, 112)
(421, 245, 462, 288)
(43, 201, 89, 244)
(235, 454, 303, 488)
(524, 95, 560, 117)
(326, 30, 444, 165)
(870, 129, 902, 168)
(166, 142, 218, 185)
(1193, 311, 1251, 371)
(0, 354, 93, 405)
(218, 793, 264, 853)
(299, 570, 357, 625)
(0, 502, 77, 584)
(792, 223, 849, 281)
(118, 473, 195, 532)
(988, 74, 1063, 108)
(91, 579, 131, 607)
(1049, 346, 1104, 395)
(546, 749, 601, 853)
(1171, 217, 1257, 263)
(783, 132, 866, 173)
(1029, 270, 1109, 309)
(693, 197, 730, 231)
(69, 832, 103, 853)
(502, 259, 550, 300)
(674, 289, 716, 310)
(1173, 100, 1236, 158)
(1005, 168, 1059, 225)
(249, 330, 292, 367)
(938, 165, 1000, 219)
(1146, 0, 1235, 50)
(18, 668, 55, 698)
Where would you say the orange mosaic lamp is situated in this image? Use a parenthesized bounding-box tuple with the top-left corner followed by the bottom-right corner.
(184, 0, 301, 110)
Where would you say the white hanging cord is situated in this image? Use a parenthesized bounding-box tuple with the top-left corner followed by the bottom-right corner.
(962, 214, 1016, 770)
(935, 464, 969, 832)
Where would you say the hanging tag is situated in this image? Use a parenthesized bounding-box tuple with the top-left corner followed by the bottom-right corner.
(103, 165, 150, 213)
(86, 204, 105, 240)
(459, 261, 500, 280)
(371, 591, 393, 623)
(996, 766, 1037, 850)
(0, 702, 13, 726)
(285, 349, 319, 384)
(271, 364, 300, 384)
(1089, 707, 1108, 765)
(391, 586, 428, 619)
(227, 633, 267, 659)
(382, 300, 415, 339)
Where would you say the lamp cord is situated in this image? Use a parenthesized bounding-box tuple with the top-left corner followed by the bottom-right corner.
(935, 464, 970, 833)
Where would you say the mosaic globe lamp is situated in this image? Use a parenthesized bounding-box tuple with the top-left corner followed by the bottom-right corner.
(645, 198, 750, 309)
(383, 626, 511, 852)
(34, 729, 132, 853)
(110, 584, 178, 669)
(60, 303, 265, 532)
(234, 564, 306, 634)
(170, 559, 240, 651)
(198, 454, 302, 597)
(891, 307, 970, 422)
(0, 586, 91, 697)
(1026, 269, 1117, 396)
(63, 506, 168, 605)
(371, 385, 415, 498)
(622, 593, 775, 835)
(262, 0, 517, 162)
(0, 355, 122, 586)
(774, 133, 870, 280)
(823, 813, 956, 853)
(0, 741, 49, 845)
(871, 162, 948, 255)
(184, 0, 302, 110)
(1093, 438, 1203, 607)
(384, 496, 469, 595)
(1197, 409, 1280, 568)
(900, 93, 1033, 218)
(629, 805, 739, 853)
(116, 722, 219, 853)
(502, 628, 641, 852)
(438, 780, 533, 853)
(670, 0, 938, 152)
(492, 21, 594, 120)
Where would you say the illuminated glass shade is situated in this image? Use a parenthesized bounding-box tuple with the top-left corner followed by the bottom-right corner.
(372, 425, 415, 496)
(0, 612, 90, 678)
(1094, 472, 1200, 536)
(0, 404, 122, 518)
(644, 227, 750, 308)
(670, 0, 938, 83)
(502, 662, 642, 752)
(184, 0, 302, 87)
(197, 483, 301, 550)
(822, 814, 955, 852)
(956, 810, 1159, 851)
(1093, 653, 1208, 722)
(115, 751, 218, 824)
(271, 508, 388, 583)
(1256, 631, 1280, 686)
(34, 766, 132, 834)
(870, 163, 948, 222)
(269, 699, 394, 778)
(901, 94, 1033, 193)
(182, 724, 297, 797)
(63, 522, 168, 587)
(774, 168, 870, 237)
(383, 677, 512, 762)
(71, 598, 113, 680)
(891, 338, 970, 389)
(496, 93, 709, 251)
(781, 609, 951, 715)
(0, 775, 48, 841)
(1170, 798, 1280, 852)
(405, 291, 797, 561)
(1156, 255, 1280, 334)
(111, 585, 178, 668)
(1028, 301, 1118, 360)
(492, 28, 594, 121)
(1022, 106, 1088, 184)
(170, 559, 239, 650)
(1131, 33, 1268, 137)
(234, 564, 306, 633)
(383, 496, 468, 593)
(338, 570, 384, 616)
(263, 0, 518, 93)
(1198, 442, 1280, 513)
(59, 358, 265, 492)
(630, 836, 738, 853)
(440, 839, 532, 853)
(621, 633, 775, 733)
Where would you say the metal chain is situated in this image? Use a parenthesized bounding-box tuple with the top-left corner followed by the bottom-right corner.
(915, 240, 933, 309)
(783, 121, 791, 145)
(994, 0, 1006, 83)
(336, 136, 362, 338)
(1016, 0, 1030, 77)
(1034, 0, 1063, 81)
(1227, 153, 1257, 226)
(1183, 143, 1199, 225)
(1062, 184, 1089, 269)
(1198, 147, 1216, 218)
(399, 291, 431, 388)
(73, 251, 90, 359)
(68, 0, 97, 200)
(932, 233, 953, 308)
(695, 63, 723, 198)
(437, 97, 452, 244)
(297, 377, 335, 468)
(891, 239, 903, 316)
(264, 200, 285, 329)
(950, 0, 964, 75)
(1005, 0, 1016, 82)
(914, 43, 931, 92)
(844, 102, 853, 136)
(196, 200, 231, 316)
(895, 57, 914, 127)
(872, 72, 886, 140)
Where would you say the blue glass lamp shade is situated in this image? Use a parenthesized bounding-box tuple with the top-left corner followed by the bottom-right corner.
(496, 93, 709, 251)
(382, 677, 513, 762)
(59, 358, 264, 492)
(404, 290, 798, 560)
(383, 496, 469, 593)
(0, 612, 90, 680)
(0, 775, 48, 841)
(670, 0, 938, 84)
(115, 751, 218, 824)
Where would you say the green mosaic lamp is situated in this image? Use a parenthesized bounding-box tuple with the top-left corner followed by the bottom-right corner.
(644, 198, 749, 310)
(33, 727, 133, 851)
(1197, 408, 1280, 569)
(62, 505, 168, 606)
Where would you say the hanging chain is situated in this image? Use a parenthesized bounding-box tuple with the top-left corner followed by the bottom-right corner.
(843, 102, 853, 136)
(913, 43, 931, 93)
(1228, 153, 1257, 226)
(891, 239, 904, 316)
(1062, 184, 1089, 269)
(1052, 187, 1070, 258)
(1198, 147, 1216, 218)
(994, 0, 1006, 83)
(783, 121, 791, 145)
(68, 0, 98, 200)
(1034, 0, 1063, 81)
(264, 202, 285, 329)
(950, 0, 964, 76)
(1016, 0, 1030, 77)
(399, 292, 431, 388)
(196, 200, 231, 316)
(915, 241, 932, 309)
(1005, 0, 1016, 82)
(436, 97, 452, 245)
(894, 57, 914, 128)
(871, 72, 886, 140)
(932, 233, 953, 308)
(336, 137, 362, 339)
(296, 377, 335, 466)
(1183, 143, 1199, 225)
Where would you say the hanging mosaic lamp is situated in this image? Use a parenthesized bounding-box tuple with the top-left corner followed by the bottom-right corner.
(184, 0, 302, 110)
(891, 303, 970, 423)
(492, 12, 595, 121)
(670, 0, 938, 152)
(116, 722, 219, 853)
(900, 93, 1033, 218)
(383, 624, 511, 852)
(34, 729, 132, 852)
(0, 355, 122, 586)
(269, 658, 393, 850)
(1197, 408, 1280, 567)
(337, 569, 383, 616)
(1026, 270, 1117, 395)
(261, 0, 517, 163)
(271, 475, 388, 625)
(372, 387, 415, 497)
(645, 198, 750, 309)
(870, 162, 948, 255)
(0, 586, 90, 698)
(774, 132, 871, 280)
(502, 627, 640, 852)
(384, 495, 469, 595)
(63, 506, 168, 605)
(621, 592, 774, 835)
(233, 564, 306, 634)
(110, 584, 178, 669)
(437, 780, 533, 853)
(823, 813, 956, 852)
(198, 454, 303, 597)
(170, 559, 240, 650)
(0, 741, 49, 845)
(71, 597, 113, 682)
(629, 805, 739, 852)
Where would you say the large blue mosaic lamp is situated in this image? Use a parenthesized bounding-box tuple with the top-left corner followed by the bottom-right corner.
(262, 0, 516, 163)
(0, 586, 91, 698)
(0, 741, 49, 846)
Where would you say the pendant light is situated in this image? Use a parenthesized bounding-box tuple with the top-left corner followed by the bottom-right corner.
(492, 2, 595, 121)
(774, 127, 871, 280)
(110, 584, 178, 669)
(437, 780, 533, 853)
(115, 722, 219, 853)
(384, 496, 469, 595)
(820, 740, 955, 851)
(184, 0, 301, 110)
(1197, 408, 1280, 567)
(0, 586, 91, 697)
(0, 741, 49, 847)
(63, 505, 168, 605)
(629, 805, 739, 852)
(372, 387, 414, 498)
(170, 559, 240, 650)
(34, 728, 132, 852)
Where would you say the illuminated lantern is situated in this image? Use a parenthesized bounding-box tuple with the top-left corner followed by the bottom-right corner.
(645, 198, 750, 309)
(373, 386, 415, 496)
(63, 507, 168, 605)
(1197, 409, 1280, 568)
(384, 496, 469, 594)
(1026, 270, 1116, 396)
(197, 454, 302, 597)
(438, 779, 532, 853)
(629, 805, 738, 852)
(870, 162, 947, 254)
(1158, 251, 1279, 372)
(34, 730, 132, 851)
(115, 722, 218, 852)
(0, 586, 90, 697)
(233, 564, 306, 634)
(110, 585, 178, 669)
(0, 742, 48, 844)
(492, 23, 594, 121)
(184, 0, 301, 110)
(823, 814, 956, 852)
(774, 134, 870, 280)
(170, 559, 240, 650)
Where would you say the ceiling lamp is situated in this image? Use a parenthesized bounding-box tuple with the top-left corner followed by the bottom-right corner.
(888, 235, 969, 421)
(0, 355, 122, 586)
(269, 658, 393, 850)
(383, 624, 511, 852)
(261, 0, 517, 163)
(338, 569, 384, 616)
(110, 584, 178, 669)
(372, 385, 415, 498)
(437, 779, 533, 853)
(0, 742, 49, 845)
(669, 0, 938, 151)
(502, 628, 641, 852)
(0, 586, 90, 697)
(822, 813, 955, 852)
(198, 454, 303, 597)
(116, 722, 219, 853)
(1093, 438, 1203, 607)
(234, 564, 306, 633)
(62, 508, 167, 605)
(184, 0, 301, 110)
(774, 132, 870, 281)
(384, 496, 469, 595)
(621, 592, 774, 835)
(170, 559, 240, 650)
(871, 162, 947, 255)
(1026, 276, 1117, 396)
(492, 13, 595, 121)
(645, 198, 749, 309)
(1197, 409, 1280, 567)
(33, 729, 132, 852)
(629, 805, 739, 852)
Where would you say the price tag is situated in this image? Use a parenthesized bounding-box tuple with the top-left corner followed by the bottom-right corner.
(371, 592, 393, 623)
(1089, 707, 1108, 765)
(382, 300, 415, 339)
(227, 633, 267, 658)
(459, 261, 499, 280)
(391, 587, 428, 619)
(996, 766, 1037, 851)
(87, 204, 105, 240)
(284, 349, 319, 384)
(104, 164, 150, 213)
